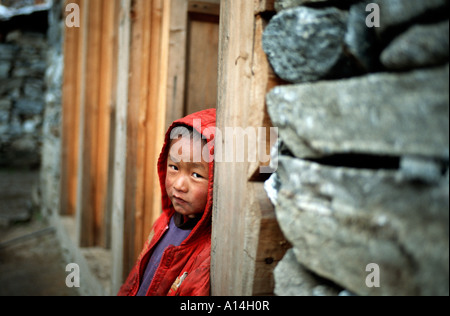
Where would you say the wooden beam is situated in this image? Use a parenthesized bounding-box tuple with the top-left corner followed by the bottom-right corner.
(76, 0, 102, 247)
(124, 0, 150, 269)
(165, 0, 189, 130)
(248, 183, 290, 295)
(61, 0, 83, 216)
(149, 0, 171, 251)
(254, 0, 276, 14)
(111, 0, 132, 294)
(76, 0, 118, 247)
(212, 0, 289, 296)
(247, 15, 273, 182)
(188, 0, 220, 16)
(184, 16, 220, 115)
(211, 0, 256, 296)
(96, 0, 118, 248)
(246, 15, 288, 182)
(143, 0, 170, 249)
(123, 0, 171, 270)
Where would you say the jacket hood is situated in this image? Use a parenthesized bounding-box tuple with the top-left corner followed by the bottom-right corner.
(157, 108, 216, 241)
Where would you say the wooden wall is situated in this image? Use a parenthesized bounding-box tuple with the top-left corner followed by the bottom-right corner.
(61, 0, 119, 248)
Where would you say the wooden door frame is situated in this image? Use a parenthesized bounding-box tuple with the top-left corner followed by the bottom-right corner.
(108, 0, 287, 295)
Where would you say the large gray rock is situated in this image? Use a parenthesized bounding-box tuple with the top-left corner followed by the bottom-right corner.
(267, 65, 449, 160)
(274, 155, 449, 295)
(274, 0, 359, 11)
(0, 99, 11, 124)
(345, 2, 381, 72)
(0, 78, 23, 96)
(262, 6, 350, 83)
(0, 61, 11, 79)
(381, 20, 449, 70)
(0, 43, 18, 60)
(274, 249, 341, 296)
(24, 79, 45, 100)
(376, 0, 449, 37)
(15, 99, 44, 116)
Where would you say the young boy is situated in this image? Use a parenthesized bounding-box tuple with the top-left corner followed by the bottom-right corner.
(118, 108, 216, 296)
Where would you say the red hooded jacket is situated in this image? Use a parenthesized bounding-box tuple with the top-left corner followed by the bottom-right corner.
(118, 108, 216, 296)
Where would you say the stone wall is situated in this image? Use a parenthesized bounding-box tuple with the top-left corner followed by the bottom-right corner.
(0, 10, 49, 168)
(264, 0, 449, 295)
(39, 0, 63, 218)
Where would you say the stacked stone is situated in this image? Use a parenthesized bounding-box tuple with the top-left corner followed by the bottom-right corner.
(39, 0, 63, 218)
(264, 0, 449, 296)
(0, 29, 47, 167)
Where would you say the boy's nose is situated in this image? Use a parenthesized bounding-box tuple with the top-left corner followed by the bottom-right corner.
(173, 174, 188, 193)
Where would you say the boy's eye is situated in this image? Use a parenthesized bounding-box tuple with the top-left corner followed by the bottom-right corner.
(192, 173, 203, 179)
(169, 165, 178, 171)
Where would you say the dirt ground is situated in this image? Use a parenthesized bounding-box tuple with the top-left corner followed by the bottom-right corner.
(0, 169, 79, 296)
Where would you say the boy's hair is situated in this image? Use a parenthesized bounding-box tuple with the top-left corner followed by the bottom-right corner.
(169, 124, 214, 163)
(170, 125, 206, 146)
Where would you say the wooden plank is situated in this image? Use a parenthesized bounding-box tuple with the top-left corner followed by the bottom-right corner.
(76, 0, 103, 247)
(97, 0, 118, 248)
(61, 0, 83, 216)
(122, 0, 142, 274)
(123, 0, 171, 267)
(248, 183, 290, 295)
(211, 0, 256, 296)
(188, 0, 220, 16)
(254, 0, 276, 14)
(111, 0, 131, 293)
(151, 0, 171, 244)
(143, 0, 164, 248)
(122, 6, 139, 275)
(185, 17, 219, 115)
(247, 15, 272, 182)
(246, 15, 288, 182)
(212, 0, 289, 296)
(75, 0, 117, 248)
(165, 0, 189, 130)
(125, 0, 152, 265)
(96, 0, 111, 247)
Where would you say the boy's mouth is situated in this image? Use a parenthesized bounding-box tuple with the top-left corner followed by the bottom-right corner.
(173, 195, 188, 205)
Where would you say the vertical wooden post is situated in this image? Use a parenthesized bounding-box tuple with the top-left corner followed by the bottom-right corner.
(96, 0, 118, 248)
(123, 1, 149, 275)
(211, 0, 255, 296)
(145, 0, 171, 247)
(142, 0, 163, 251)
(165, 0, 189, 131)
(211, 0, 289, 296)
(76, 0, 118, 247)
(76, 0, 102, 247)
(140, 0, 171, 262)
(61, 0, 84, 216)
(123, 0, 171, 275)
(111, 0, 132, 294)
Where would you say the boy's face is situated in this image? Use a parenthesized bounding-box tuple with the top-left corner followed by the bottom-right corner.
(166, 136, 209, 218)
